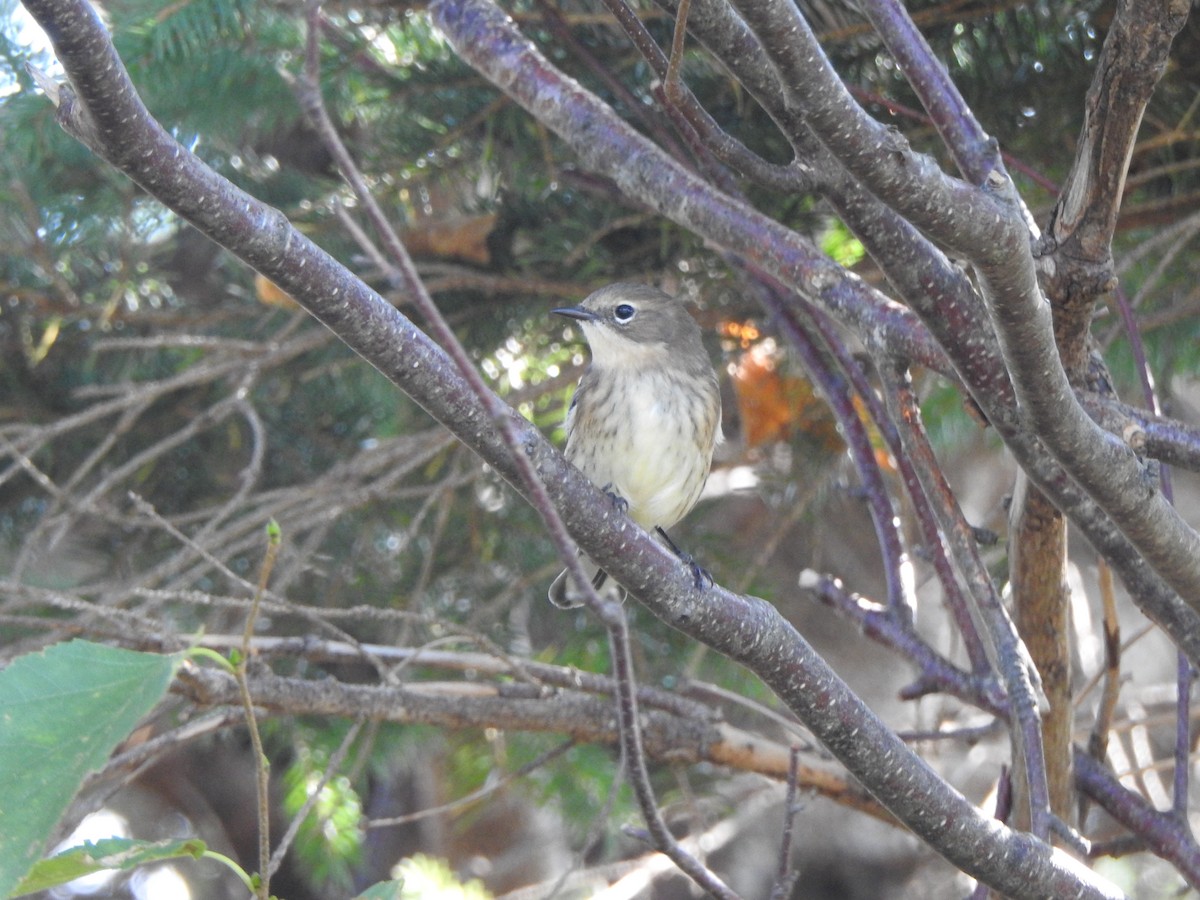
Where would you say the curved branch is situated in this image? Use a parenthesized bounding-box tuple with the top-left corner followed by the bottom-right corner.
(726, 0, 1012, 252)
(857, 0, 1000, 183)
(1075, 750, 1200, 889)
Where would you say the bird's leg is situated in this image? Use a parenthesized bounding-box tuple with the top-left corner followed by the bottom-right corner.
(655, 526, 713, 589)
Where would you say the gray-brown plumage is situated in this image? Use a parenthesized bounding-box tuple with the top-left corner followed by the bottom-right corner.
(548, 283, 722, 608)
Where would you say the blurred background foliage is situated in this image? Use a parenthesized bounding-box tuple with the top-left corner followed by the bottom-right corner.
(2, 0, 1199, 894)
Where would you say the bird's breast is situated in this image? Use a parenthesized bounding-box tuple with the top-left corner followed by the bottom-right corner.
(565, 366, 720, 530)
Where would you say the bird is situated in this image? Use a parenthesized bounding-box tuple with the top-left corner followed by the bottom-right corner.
(548, 283, 723, 608)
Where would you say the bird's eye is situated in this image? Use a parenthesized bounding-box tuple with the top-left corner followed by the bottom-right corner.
(614, 303, 637, 324)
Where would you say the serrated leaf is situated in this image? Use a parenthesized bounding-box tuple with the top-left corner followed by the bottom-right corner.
(9, 837, 207, 897)
(0, 641, 182, 898)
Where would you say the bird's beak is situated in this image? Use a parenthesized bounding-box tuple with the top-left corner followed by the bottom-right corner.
(552, 305, 600, 322)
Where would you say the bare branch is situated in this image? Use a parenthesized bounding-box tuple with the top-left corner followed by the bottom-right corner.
(427, 0, 949, 376)
(875, 359, 1052, 840)
(1075, 750, 1200, 888)
(856, 0, 1000, 183)
(768, 747, 803, 900)
(1046, 0, 1191, 300)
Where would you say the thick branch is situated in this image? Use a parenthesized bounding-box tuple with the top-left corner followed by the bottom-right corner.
(727, 0, 1014, 255)
(177, 663, 893, 821)
(979, 177, 1200, 606)
(1045, 0, 1189, 394)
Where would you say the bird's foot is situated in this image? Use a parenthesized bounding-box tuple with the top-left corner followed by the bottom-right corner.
(686, 556, 714, 589)
(655, 526, 713, 589)
(599, 484, 629, 515)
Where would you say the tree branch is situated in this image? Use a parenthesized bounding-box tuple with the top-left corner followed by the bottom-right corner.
(175, 662, 896, 816)
(856, 0, 1000, 183)
(1046, 0, 1190, 311)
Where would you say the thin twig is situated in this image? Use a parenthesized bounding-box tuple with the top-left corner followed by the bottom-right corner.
(609, 611, 741, 898)
(126, 492, 397, 679)
(801, 571, 1005, 715)
(1174, 653, 1194, 819)
(768, 747, 803, 900)
(236, 521, 282, 899)
(1087, 560, 1122, 769)
(367, 739, 575, 828)
(604, 0, 811, 192)
(665, 0, 690, 89)
(267, 719, 363, 877)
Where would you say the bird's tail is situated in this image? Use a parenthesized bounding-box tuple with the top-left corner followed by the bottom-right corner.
(547, 556, 622, 608)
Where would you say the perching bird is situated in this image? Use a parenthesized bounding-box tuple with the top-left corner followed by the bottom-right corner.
(548, 283, 723, 608)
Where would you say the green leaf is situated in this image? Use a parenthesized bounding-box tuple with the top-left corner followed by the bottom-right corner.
(9, 837, 206, 897)
(0, 641, 182, 898)
(353, 879, 405, 900)
(820, 220, 866, 268)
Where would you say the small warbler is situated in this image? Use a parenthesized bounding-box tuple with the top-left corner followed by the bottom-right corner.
(548, 283, 723, 608)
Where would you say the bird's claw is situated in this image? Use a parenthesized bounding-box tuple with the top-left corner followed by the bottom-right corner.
(600, 484, 629, 515)
(653, 525, 712, 589)
(680, 551, 712, 589)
